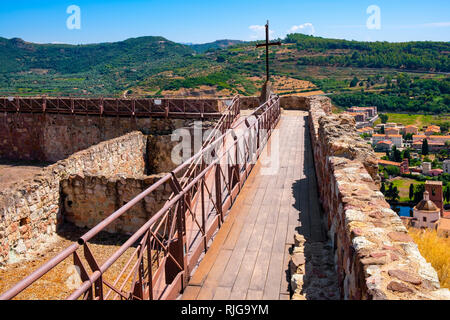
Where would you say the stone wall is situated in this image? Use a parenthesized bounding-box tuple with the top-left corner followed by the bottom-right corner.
(280, 96, 309, 111)
(0, 113, 196, 162)
(305, 95, 450, 300)
(62, 174, 171, 235)
(0, 132, 147, 266)
(239, 96, 260, 110)
(239, 95, 310, 111)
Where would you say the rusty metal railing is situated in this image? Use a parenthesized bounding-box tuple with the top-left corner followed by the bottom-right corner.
(0, 94, 280, 300)
(0, 94, 227, 118)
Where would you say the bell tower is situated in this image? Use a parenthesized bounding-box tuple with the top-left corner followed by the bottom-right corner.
(425, 181, 443, 216)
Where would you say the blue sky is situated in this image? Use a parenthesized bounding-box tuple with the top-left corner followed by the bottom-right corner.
(0, 0, 449, 44)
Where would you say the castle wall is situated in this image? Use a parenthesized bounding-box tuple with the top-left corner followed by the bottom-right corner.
(0, 113, 195, 163)
(305, 95, 450, 300)
(0, 132, 147, 266)
(61, 174, 171, 235)
(239, 96, 309, 111)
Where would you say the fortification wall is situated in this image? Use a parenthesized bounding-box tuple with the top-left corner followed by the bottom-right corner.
(0, 132, 147, 266)
(239, 96, 309, 111)
(62, 174, 171, 235)
(305, 96, 450, 300)
(0, 113, 194, 162)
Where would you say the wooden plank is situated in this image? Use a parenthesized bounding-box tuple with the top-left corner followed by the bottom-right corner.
(182, 286, 201, 300)
(272, 222, 288, 254)
(229, 250, 258, 300)
(279, 293, 290, 300)
(188, 175, 255, 286)
(222, 180, 265, 250)
(213, 287, 231, 300)
(196, 249, 233, 300)
(218, 224, 254, 287)
(246, 290, 263, 300)
(248, 250, 271, 292)
(262, 243, 285, 300)
(264, 188, 283, 225)
(248, 222, 276, 291)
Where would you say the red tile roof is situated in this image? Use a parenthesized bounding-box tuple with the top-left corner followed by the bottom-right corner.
(378, 159, 401, 166)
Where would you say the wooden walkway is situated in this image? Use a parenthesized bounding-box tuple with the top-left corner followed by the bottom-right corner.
(181, 111, 327, 300)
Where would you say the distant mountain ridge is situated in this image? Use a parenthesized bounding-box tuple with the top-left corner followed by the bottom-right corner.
(0, 36, 194, 74)
(0, 34, 448, 100)
(188, 40, 245, 53)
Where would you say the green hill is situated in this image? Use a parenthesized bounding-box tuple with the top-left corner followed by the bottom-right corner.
(189, 40, 244, 53)
(0, 34, 448, 115)
(0, 36, 194, 74)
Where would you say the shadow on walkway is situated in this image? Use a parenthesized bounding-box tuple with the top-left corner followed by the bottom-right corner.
(288, 116, 340, 300)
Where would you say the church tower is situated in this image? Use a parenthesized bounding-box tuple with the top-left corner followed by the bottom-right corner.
(425, 181, 444, 216)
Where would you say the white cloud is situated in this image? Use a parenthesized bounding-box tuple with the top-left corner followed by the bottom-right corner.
(289, 23, 315, 36)
(249, 25, 275, 40)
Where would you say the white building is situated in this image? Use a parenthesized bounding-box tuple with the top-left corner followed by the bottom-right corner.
(372, 134, 403, 148)
(412, 191, 441, 229)
(422, 162, 432, 175)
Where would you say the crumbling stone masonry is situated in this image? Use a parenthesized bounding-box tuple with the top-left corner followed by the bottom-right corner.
(0, 132, 147, 266)
(301, 95, 450, 300)
(0, 113, 195, 162)
(62, 174, 171, 235)
(239, 95, 310, 111)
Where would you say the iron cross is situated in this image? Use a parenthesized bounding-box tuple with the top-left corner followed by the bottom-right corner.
(256, 20, 281, 82)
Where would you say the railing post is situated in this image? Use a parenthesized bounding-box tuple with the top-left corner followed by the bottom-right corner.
(201, 181, 207, 253)
(215, 163, 223, 224)
(177, 195, 188, 287)
(146, 234, 153, 300)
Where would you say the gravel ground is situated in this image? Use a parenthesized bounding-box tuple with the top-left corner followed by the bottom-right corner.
(0, 160, 51, 190)
(0, 223, 153, 300)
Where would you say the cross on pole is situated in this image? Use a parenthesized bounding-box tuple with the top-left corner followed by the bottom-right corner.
(256, 20, 281, 82)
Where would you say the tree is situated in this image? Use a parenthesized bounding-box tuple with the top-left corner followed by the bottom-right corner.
(445, 140, 450, 150)
(380, 114, 389, 124)
(386, 183, 400, 201)
(413, 184, 426, 204)
(381, 182, 386, 195)
(403, 133, 413, 141)
(445, 186, 450, 203)
(392, 146, 402, 162)
(350, 76, 359, 87)
(409, 184, 415, 201)
(385, 165, 400, 177)
(422, 139, 429, 156)
(402, 149, 411, 160)
(392, 186, 400, 202)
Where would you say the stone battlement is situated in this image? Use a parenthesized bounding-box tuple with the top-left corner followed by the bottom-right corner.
(0, 131, 147, 266)
(304, 95, 450, 300)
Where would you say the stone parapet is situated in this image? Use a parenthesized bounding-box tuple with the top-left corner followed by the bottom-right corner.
(62, 174, 171, 235)
(0, 131, 147, 266)
(0, 113, 195, 162)
(305, 95, 450, 300)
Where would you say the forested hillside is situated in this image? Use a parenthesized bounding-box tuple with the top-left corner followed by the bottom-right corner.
(285, 34, 450, 72)
(0, 34, 448, 115)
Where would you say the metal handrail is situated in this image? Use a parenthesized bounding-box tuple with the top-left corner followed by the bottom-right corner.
(0, 94, 280, 300)
(0, 95, 226, 117)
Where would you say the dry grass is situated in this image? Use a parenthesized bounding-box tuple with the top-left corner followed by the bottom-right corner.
(408, 228, 450, 289)
(0, 224, 162, 300)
